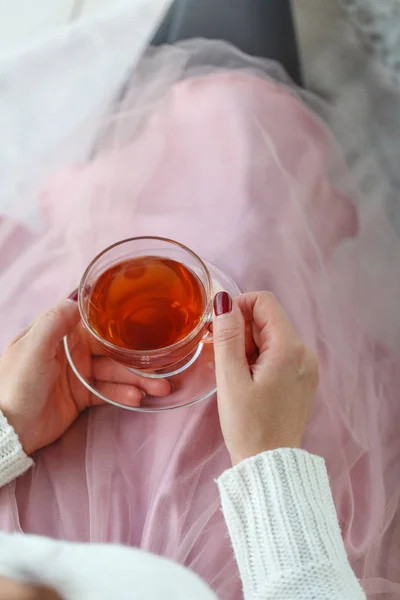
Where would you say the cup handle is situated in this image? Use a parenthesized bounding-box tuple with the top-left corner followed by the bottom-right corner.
(202, 317, 213, 344)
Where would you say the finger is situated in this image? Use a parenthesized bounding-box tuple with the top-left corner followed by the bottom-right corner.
(243, 314, 258, 359)
(92, 357, 172, 397)
(66, 320, 110, 360)
(67, 321, 107, 357)
(234, 291, 298, 354)
(92, 382, 143, 407)
(8, 322, 35, 346)
(213, 292, 252, 386)
(29, 299, 80, 361)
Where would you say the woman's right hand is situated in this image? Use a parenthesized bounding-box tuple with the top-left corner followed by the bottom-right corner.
(213, 291, 319, 466)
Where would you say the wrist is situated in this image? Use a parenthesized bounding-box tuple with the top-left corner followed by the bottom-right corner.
(230, 441, 303, 467)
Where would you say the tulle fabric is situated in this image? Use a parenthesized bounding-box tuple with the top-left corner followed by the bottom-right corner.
(0, 40, 400, 598)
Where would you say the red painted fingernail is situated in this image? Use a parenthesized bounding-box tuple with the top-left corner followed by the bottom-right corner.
(213, 292, 232, 317)
(68, 289, 79, 302)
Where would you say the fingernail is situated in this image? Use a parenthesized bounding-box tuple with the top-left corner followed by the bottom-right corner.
(213, 292, 232, 317)
(68, 289, 79, 302)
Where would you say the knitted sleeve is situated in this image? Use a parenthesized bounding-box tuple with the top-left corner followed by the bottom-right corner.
(218, 449, 366, 600)
(0, 410, 33, 487)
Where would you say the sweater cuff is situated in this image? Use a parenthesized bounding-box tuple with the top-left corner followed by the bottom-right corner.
(0, 411, 33, 487)
(217, 449, 363, 598)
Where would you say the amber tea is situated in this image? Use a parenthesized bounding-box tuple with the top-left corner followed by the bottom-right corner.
(88, 256, 206, 352)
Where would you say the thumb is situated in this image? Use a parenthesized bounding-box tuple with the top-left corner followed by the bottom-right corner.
(213, 292, 250, 384)
(30, 295, 81, 360)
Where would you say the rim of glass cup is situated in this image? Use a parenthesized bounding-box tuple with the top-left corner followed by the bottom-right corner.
(78, 236, 213, 359)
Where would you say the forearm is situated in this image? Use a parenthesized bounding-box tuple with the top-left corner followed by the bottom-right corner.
(0, 410, 33, 487)
(218, 449, 366, 600)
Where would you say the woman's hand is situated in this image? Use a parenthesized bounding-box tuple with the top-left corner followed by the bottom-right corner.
(213, 291, 319, 466)
(0, 294, 171, 456)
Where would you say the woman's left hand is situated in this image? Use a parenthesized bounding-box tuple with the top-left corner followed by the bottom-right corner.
(0, 294, 171, 456)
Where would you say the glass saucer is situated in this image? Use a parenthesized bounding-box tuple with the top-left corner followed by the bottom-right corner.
(63, 262, 240, 412)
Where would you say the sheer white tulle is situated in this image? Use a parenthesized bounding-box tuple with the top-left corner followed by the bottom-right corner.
(343, 0, 400, 87)
(0, 40, 400, 599)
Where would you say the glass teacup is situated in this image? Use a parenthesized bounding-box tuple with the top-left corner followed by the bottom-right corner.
(78, 237, 213, 378)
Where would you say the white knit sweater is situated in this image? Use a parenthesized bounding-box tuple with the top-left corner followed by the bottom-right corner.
(0, 411, 365, 599)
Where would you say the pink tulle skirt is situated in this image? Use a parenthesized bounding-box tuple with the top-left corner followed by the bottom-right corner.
(0, 41, 400, 599)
